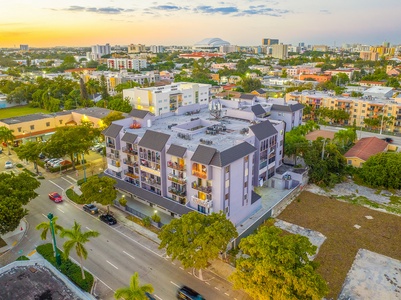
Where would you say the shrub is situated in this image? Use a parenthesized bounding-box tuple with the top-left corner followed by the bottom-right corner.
(16, 255, 30, 261)
(77, 174, 97, 186)
(23, 168, 37, 177)
(119, 197, 127, 207)
(36, 243, 94, 292)
(151, 213, 161, 223)
(16, 163, 23, 168)
(38, 176, 45, 180)
(37, 160, 45, 168)
(142, 216, 151, 227)
(66, 189, 86, 204)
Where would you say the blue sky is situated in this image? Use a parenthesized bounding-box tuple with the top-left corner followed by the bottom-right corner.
(1, 0, 400, 47)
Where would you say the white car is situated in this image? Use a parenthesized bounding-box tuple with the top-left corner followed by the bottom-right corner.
(5, 161, 13, 169)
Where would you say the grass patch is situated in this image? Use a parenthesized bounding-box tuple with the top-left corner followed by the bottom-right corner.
(389, 195, 401, 205)
(16, 163, 23, 168)
(126, 215, 160, 234)
(279, 191, 401, 299)
(0, 106, 49, 119)
(23, 168, 38, 177)
(65, 188, 85, 204)
(16, 255, 30, 261)
(0, 237, 6, 248)
(36, 243, 93, 292)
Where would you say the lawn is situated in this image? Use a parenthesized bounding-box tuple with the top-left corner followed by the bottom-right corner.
(0, 106, 49, 119)
(0, 237, 6, 248)
(278, 191, 401, 299)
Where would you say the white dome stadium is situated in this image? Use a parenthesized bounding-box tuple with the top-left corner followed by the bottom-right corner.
(193, 38, 230, 51)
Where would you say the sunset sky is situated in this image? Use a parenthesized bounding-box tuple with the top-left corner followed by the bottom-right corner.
(1, 0, 401, 48)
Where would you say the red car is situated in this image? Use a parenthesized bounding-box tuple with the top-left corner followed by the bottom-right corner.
(48, 192, 63, 203)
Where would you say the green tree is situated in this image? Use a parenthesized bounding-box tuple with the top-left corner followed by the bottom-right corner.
(60, 221, 100, 279)
(36, 216, 64, 255)
(101, 111, 126, 127)
(80, 176, 117, 213)
(230, 222, 328, 300)
(100, 75, 110, 100)
(14, 141, 43, 173)
(284, 133, 309, 165)
(240, 77, 262, 93)
(158, 211, 237, 280)
(333, 128, 357, 152)
(86, 78, 101, 99)
(0, 172, 40, 234)
(0, 126, 14, 155)
(114, 272, 154, 300)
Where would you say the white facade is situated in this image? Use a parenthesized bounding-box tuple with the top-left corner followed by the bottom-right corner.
(123, 82, 211, 116)
(88, 44, 111, 60)
(107, 58, 147, 71)
(150, 45, 164, 53)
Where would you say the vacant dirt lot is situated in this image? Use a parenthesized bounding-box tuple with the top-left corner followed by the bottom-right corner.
(278, 191, 401, 299)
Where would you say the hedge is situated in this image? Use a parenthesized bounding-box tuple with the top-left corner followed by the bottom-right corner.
(36, 243, 94, 292)
(66, 189, 85, 204)
(23, 168, 38, 177)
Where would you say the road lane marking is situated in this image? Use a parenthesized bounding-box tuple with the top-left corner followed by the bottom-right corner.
(42, 214, 48, 219)
(205, 282, 210, 285)
(28, 250, 36, 256)
(123, 251, 135, 260)
(215, 287, 220, 291)
(49, 180, 65, 191)
(86, 227, 92, 231)
(154, 295, 162, 300)
(171, 262, 176, 265)
(106, 260, 119, 269)
(170, 281, 180, 288)
(61, 177, 74, 184)
(57, 208, 65, 213)
(225, 293, 230, 296)
(179, 267, 184, 270)
(187, 272, 192, 275)
(66, 175, 77, 182)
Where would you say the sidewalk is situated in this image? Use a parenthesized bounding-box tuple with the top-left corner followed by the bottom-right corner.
(0, 219, 28, 256)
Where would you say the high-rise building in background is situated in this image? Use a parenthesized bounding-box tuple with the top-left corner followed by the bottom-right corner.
(271, 44, 288, 59)
(20, 44, 29, 51)
(88, 44, 111, 60)
(150, 45, 164, 53)
(128, 44, 146, 53)
(262, 38, 279, 46)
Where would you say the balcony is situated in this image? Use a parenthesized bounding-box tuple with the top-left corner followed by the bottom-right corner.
(191, 181, 212, 194)
(106, 142, 115, 149)
(141, 177, 161, 189)
(192, 170, 207, 179)
(123, 158, 137, 167)
(191, 195, 213, 209)
(167, 161, 186, 171)
(122, 146, 138, 155)
(259, 160, 268, 170)
(168, 174, 186, 185)
(168, 186, 186, 197)
(107, 153, 120, 160)
(124, 170, 139, 179)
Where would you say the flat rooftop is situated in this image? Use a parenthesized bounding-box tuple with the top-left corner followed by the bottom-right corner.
(125, 107, 274, 152)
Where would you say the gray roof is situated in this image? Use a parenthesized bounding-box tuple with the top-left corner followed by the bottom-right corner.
(138, 130, 170, 152)
(191, 145, 217, 165)
(129, 108, 152, 119)
(239, 94, 256, 100)
(251, 104, 266, 116)
(102, 124, 123, 138)
(210, 142, 256, 167)
(121, 132, 138, 143)
(249, 120, 278, 141)
(271, 103, 304, 112)
(106, 175, 194, 216)
(166, 144, 187, 158)
(0, 113, 53, 125)
(73, 107, 116, 119)
(254, 88, 266, 94)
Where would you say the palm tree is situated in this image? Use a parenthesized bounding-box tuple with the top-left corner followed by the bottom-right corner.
(60, 221, 100, 279)
(0, 126, 15, 155)
(86, 78, 101, 100)
(36, 216, 64, 255)
(114, 272, 154, 300)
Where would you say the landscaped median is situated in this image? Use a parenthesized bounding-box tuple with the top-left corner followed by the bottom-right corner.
(36, 243, 94, 293)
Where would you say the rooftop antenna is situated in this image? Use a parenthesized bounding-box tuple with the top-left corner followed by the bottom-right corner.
(208, 99, 222, 119)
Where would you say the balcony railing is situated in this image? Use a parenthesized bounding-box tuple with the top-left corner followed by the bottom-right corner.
(141, 177, 161, 189)
(191, 195, 213, 209)
(123, 158, 137, 167)
(168, 174, 186, 185)
(122, 146, 138, 155)
(107, 153, 120, 160)
(106, 142, 116, 149)
(140, 161, 160, 171)
(168, 186, 186, 197)
(192, 170, 207, 179)
(259, 160, 268, 170)
(124, 170, 139, 179)
(191, 181, 212, 194)
(167, 161, 186, 171)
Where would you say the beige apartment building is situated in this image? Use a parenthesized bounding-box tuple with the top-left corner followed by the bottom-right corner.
(0, 107, 114, 145)
(286, 90, 401, 133)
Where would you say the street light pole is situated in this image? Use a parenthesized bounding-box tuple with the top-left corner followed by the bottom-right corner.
(380, 104, 387, 135)
(82, 152, 87, 182)
(47, 213, 61, 266)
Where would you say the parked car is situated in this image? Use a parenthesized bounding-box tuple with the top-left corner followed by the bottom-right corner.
(49, 158, 63, 167)
(99, 213, 117, 225)
(38, 152, 45, 159)
(146, 292, 156, 300)
(5, 161, 13, 169)
(382, 137, 393, 143)
(48, 192, 63, 203)
(176, 286, 205, 300)
(83, 204, 99, 214)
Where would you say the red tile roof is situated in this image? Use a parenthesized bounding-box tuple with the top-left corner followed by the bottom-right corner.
(344, 137, 388, 161)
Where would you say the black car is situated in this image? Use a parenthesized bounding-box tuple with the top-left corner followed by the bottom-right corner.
(99, 213, 117, 225)
(146, 292, 156, 300)
(177, 286, 205, 300)
(83, 204, 99, 214)
(382, 137, 393, 143)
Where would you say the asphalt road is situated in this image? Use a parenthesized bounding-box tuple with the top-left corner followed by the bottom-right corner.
(0, 156, 249, 300)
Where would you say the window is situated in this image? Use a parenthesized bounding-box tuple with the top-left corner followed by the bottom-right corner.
(225, 166, 230, 173)
(244, 156, 249, 163)
(362, 104, 366, 107)
(280, 130, 283, 135)
(30, 125, 34, 130)
(362, 110, 365, 113)
(17, 127, 22, 132)
(59, 120, 63, 125)
(225, 179, 230, 189)
(46, 122, 50, 127)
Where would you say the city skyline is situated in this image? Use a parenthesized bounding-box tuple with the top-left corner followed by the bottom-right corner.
(1, 0, 401, 48)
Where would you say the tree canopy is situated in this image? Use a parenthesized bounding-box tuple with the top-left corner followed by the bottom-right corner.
(0, 172, 40, 234)
(114, 272, 154, 300)
(80, 176, 117, 212)
(230, 222, 328, 300)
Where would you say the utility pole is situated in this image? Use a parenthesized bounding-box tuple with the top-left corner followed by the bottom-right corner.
(321, 139, 327, 160)
(47, 213, 61, 266)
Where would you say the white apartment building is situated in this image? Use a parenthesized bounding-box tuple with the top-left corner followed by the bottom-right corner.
(107, 58, 147, 71)
(150, 45, 164, 53)
(123, 82, 211, 116)
(87, 44, 111, 60)
(271, 44, 288, 60)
